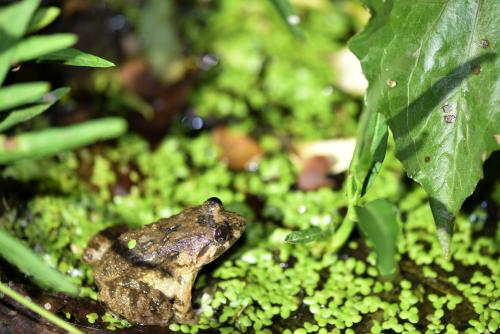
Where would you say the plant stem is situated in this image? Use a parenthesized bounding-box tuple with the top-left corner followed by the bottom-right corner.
(0, 281, 84, 334)
(330, 173, 358, 252)
(329, 213, 355, 252)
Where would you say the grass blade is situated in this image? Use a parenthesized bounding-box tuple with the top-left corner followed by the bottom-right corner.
(11, 34, 77, 63)
(0, 0, 40, 84)
(0, 281, 83, 334)
(0, 87, 69, 132)
(0, 228, 80, 295)
(27, 6, 61, 33)
(0, 0, 39, 37)
(0, 117, 127, 163)
(37, 48, 115, 67)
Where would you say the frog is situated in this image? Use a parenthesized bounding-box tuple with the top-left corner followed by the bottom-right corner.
(82, 197, 246, 326)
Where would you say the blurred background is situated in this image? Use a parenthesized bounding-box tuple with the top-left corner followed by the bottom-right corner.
(3, 0, 369, 141)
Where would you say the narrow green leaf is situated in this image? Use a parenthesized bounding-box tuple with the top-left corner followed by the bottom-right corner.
(27, 6, 61, 33)
(285, 226, 332, 244)
(355, 199, 400, 276)
(11, 34, 77, 63)
(0, 228, 80, 295)
(349, 108, 388, 198)
(0, 87, 69, 132)
(268, 0, 304, 39)
(350, 0, 500, 253)
(36, 47, 115, 67)
(0, 0, 40, 84)
(0, 282, 83, 334)
(0, 81, 50, 111)
(0, 117, 127, 163)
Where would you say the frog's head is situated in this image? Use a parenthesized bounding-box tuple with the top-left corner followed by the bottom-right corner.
(194, 197, 246, 265)
(116, 198, 246, 269)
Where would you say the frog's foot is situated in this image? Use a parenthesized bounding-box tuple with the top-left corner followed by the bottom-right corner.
(173, 307, 198, 324)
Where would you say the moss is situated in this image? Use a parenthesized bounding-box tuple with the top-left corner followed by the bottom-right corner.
(90, 155, 116, 200)
(2, 151, 82, 193)
(186, 0, 358, 139)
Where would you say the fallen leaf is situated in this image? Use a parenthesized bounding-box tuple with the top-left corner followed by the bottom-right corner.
(212, 127, 262, 171)
(293, 138, 356, 174)
(297, 155, 335, 191)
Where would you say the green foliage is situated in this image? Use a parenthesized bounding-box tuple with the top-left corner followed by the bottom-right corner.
(0, 228, 79, 295)
(138, 0, 182, 82)
(349, 0, 500, 253)
(0, 5, 123, 333)
(0, 87, 69, 132)
(0, 282, 83, 334)
(26, 6, 60, 33)
(355, 199, 399, 276)
(37, 48, 115, 67)
(0, 117, 127, 163)
(285, 226, 332, 244)
(0, 0, 39, 84)
(188, 0, 358, 139)
(0, 81, 49, 111)
(268, 0, 304, 39)
(267, 188, 345, 230)
(11, 34, 76, 63)
(349, 109, 388, 198)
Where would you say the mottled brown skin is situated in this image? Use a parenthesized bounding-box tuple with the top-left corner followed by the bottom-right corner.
(82, 198, 245, 326)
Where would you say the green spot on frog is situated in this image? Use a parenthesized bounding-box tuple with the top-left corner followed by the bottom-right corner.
(128, 239, 137, 249)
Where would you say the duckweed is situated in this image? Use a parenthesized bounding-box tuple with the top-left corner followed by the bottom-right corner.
(1, 128, 497, 332)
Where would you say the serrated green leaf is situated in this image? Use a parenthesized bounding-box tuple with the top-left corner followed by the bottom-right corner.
(268, 0, 304, 39)
(0, 81, 49, 111)
(27, 6, 60, 33)
(0, 87, 69, 132)
(285, 226, 332, 244)
(355, 199, 399, 276)
(0, 117, 127, 163)
(0, 0, 40, 84)
(0, 228, 80, 295)
(11, 34, 76, 63)
(350, 0, 500, 254)
(36, 47, 115, 67)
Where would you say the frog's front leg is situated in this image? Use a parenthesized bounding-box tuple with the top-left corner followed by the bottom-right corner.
(173, 271, 198, 323)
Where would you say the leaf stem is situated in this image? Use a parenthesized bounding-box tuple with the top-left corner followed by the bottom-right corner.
(0, 281, 83, 334)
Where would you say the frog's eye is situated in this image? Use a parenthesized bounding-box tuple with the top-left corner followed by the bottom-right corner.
(214, 225, 230, 243)
(205, 197, 223, 208)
